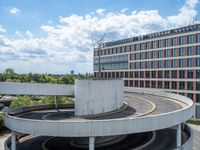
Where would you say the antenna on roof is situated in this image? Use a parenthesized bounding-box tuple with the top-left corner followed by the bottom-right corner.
(92, 34, 106, 79)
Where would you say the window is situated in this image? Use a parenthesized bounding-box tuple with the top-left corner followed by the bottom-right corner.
(179, 59, 185, 67)
(179, 82, 185, 90)
(146, 81, 150, 88)
(179, 47, 186, 56)
(187, 47, 194, 55)
(116, 72, 119, 78)
(152, 61, 156, 68)
(130, 62, 134, 69)
(146, 52, 151, 59)
(130, 45, 135, 51)
(196, 106, 200, 119)
(165, 49, 170, 57)
(165, 60, 170, 68)
(172, 82, 177, 89)
(140, 81, 144, 87)
(152, 41, 156, 49)
(152, 71, 156, 78)
(158, 40, 163, 48)
(158, 81, 162, 88)
(146, 42, 151, 49)
(135, 53, 140, 60)
(130, 72, 133, 78)
(188, 35, 194, 44)
(152, 51, 157, 58)
(140, 43, 145, 50)
(136, 44, 140, 51)
(197, 58, 200, 66)
(165, 39, 170, 47)
(146, 71, 150, 78)
(158, 50, 163, 58)
(130, 54, 134, 60)
(135, 62, 140, 69)
(196, 82, 200, 91)
(172, 37, 177, 46)
(125, 72, 128, 78)
(152, 81, 156, 88)
(140, 52, 145, 60)
(135, 72, 139, 78)
(165, 81, 170, 89)
(165, 71, 170, 78)
(198, 33, 200, 43)
(187, 70, 194, 78)
(187, 93, 193, 100)
(179, 70, 185, 78)
(140, 62, 145, 69)
(196, 94, 200, 103)
(188, 58, 194, 67)
(135, 81, 138, 87)
(172, 70, 177, 78)
(172, 49, 177, 57)
(140, 71, 144, 78)
(158, 71, 162, 78)
(179, 36, 185, 45)
(187, 82, 193, 90)
(130, 80, 133, 87)
(172, 60, 178, 68)
(197, 70, 200, 79)
(158, 60, 163, 68)
(146, 61, 151, 69)
(197, 46, 200, 55)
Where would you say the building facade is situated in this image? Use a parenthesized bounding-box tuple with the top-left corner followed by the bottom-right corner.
(94, 24, 200, 118)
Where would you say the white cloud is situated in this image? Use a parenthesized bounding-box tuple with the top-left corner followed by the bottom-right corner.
(0, 0, 199, 74)
(0, 25, 6, 33)
(9, 7, 20, 15)
(121, 8, 129, 13)
(96, 8, 106, 15)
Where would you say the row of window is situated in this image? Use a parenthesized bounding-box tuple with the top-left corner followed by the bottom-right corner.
(94, 70, 200, 79)
(124, 80, 200, 91)
(130, 46, 200, 60)
(93, 63, 128, 71)
(131, 58, 200, 69)
(94, 33, 200, 56)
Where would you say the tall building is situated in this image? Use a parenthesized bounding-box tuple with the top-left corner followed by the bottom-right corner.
(93, 24, 200, 118)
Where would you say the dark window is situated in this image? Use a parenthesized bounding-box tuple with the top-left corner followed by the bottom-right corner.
(187, 82, 193, 90)
(197, 46, 200, 55)
(140, 62, 145, 69)
(179, 82, 185, 90)
(172, 37, 177, 46)
(158, 50, 163, 58)
(158, 81, 162, 88)
(116, 72, 119, 78)
(198, 33, 200, 43)
(146, 61, 151, 68)
(187, 70, 194, 78)
(146, 81, 150, 88)
(125, 72, 128, 78)
(165, 60, 171, 68)
(135, 72, 139, 78)
(130, 54, 134, 60)
(140, 71, 144, 78)
(197, 58, 200, 66)
(165, 71, 170, 78)
(146, 71, 150, 78)
(188, 58, 194, 67)
(152, 81, 156, 88)
(172, 49, 177, 57)
(140, 81, 144, 87)
(179, 36, 185, 45)
(152, 71, 156, 78)
(197, 70, 200, 79)
(172, 70, 177, 78)
(179, 47, 186, 56)
(179, 59, 185, 67)
(187, 47, 194, 55)
(130, 80, 133, 87)
(188, 35, 194, 44)
(146, 52, 151, 59)
(179, 70, 185, 78)
(165, 81, 170, 89)
(196, 82, 200, 91)
(135, 80, 138, 87)
(158, 71, 162, 78)
(165, 49, 170, 57)
(187, 93, 193, 100)
(196, 94, 200, 103)
(125, 80, 128, 86)
(129, 72, 133, 78)
(152, 51, 157, 58)
(172, 60, 178, 68)
(172, 82, 177, 89)
(158, 60, 163, 68)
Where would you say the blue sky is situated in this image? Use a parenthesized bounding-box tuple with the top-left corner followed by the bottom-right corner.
(0, 0, 199, 74)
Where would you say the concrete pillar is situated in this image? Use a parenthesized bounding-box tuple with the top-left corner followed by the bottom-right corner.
(11, 131, 16, 150)
(177, 124, 181, 149)
(54, 96, 58, 109)
(89, 137, 95, 150)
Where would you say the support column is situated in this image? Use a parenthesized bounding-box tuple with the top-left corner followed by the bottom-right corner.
(89, 137, 95, 150)
(54, 96, 58, 109)
(11, 131, 16, 150)
(176, 124, 181, 149)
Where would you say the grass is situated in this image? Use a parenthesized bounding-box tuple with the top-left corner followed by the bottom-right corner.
(186, 119, 200, 126)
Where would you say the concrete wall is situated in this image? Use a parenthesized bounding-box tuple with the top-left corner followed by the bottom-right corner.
(0, 82, 74, 96)
(74, 79, 124, 116)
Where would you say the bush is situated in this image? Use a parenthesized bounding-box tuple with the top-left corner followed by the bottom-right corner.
(10, 96, 74, 108)
(0, 113, 4, 129)
(186, 119, 200, 125)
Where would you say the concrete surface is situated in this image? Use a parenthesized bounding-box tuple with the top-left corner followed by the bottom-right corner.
(189, 124, 200, 150)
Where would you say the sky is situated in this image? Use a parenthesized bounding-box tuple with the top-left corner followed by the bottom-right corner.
(0, 0, 200, 74)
